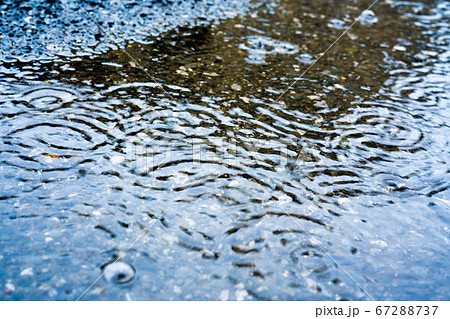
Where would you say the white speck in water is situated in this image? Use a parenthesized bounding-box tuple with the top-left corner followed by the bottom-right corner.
(337, 198, 351, 205)
(301, 269, 312, 278)
(173, 172, 189, 185)
(220, 289, 229, 301)
(229, 180, 239, 187)
(370, 240, 388, 248)
(5, 283, 15, 291)
(176, 69, 189, 76)
(38, 283, 51, 291)
(240, 96, 250, 103)
(203, 72, 219, 77)
(48, 289, 57, 298)
(443, 227, 450, 235)
(370, 248, 382, 255)
(306, 204, 320, 213)
(347, 32, 358, 40)
(161, 233, 179, 245)
(235, 289, 248, 301)
(55, 278, 66, 287)
(393, 45, 407, 52)
(305, 278, 318, 293)
(173, 285, 181, 294)
(91, 287, 103, 295)
(231, 83, 242, 91)
(101, 62, 123, 68)
(20, 268, 34, 276)
(110, 155, 124, 165)
(278, 194, 292, 205)
(314, 100, 328, 108)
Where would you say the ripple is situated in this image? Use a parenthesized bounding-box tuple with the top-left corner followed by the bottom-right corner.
(1, 117, 109, 172)
(334, 106, 425, 153)
(16, 86, 78, 111)
(290, 243, 330, 276)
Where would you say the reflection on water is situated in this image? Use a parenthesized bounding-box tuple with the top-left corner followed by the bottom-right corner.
(0, 0, 449, 300)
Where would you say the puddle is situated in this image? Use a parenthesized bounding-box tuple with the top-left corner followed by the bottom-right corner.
(0, 0, 449, 300)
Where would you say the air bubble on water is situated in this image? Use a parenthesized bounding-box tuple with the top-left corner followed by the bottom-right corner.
(360, 10, 378, 25)
(327, 18, 347, 30)
(239, 36, 299, 64)
(101, 261, 136, 285)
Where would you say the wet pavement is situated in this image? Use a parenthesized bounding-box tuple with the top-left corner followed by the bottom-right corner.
(0, 0, 449, 300)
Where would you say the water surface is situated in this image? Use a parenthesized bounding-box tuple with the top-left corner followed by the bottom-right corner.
(0, 0, 449, 300)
